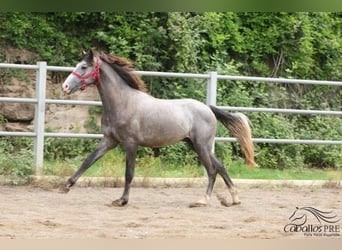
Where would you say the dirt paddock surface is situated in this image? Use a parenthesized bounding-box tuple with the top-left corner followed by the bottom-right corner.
(0, 178, 341, 239)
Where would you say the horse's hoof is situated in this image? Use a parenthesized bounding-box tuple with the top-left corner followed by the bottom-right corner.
(220, 199, 231, 207)
(216, 193, 230, 207)
(58, 186, 70, 193)
(216, 193, 241, 207)
(189, 195, 209, 208)
(189, 201, 208, 208)
(111, 199, 128, 207)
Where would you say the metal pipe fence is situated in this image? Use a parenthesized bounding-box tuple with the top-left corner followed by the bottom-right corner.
(0, 62, 341, 174)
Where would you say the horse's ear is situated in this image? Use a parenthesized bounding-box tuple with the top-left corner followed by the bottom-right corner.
(82, 49, 94, 63)
(80, 50, 86, 59)
(88, 49, 94, 60)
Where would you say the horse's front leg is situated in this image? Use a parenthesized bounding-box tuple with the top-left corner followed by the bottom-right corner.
(59, 137, 118, 193)
(112, 143, 138, 207)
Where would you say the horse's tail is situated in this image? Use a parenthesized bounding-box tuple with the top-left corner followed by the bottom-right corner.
(209, 105, 258, 167)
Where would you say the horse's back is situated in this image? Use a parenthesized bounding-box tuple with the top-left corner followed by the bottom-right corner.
(137, 94, 214, 122)
(173, 98, 216, 125)
(153, 97, 216, 126)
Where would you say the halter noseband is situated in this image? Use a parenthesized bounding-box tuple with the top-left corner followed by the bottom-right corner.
(72, 57, 102, 91)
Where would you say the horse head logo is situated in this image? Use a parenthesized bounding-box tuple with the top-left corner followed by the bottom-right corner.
(288, 207, 340, 226)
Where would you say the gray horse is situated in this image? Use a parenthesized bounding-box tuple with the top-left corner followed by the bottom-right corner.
(61, 49, 257, 207)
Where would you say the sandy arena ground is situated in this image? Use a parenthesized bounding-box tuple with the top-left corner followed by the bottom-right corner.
(0, 182, 341, 239)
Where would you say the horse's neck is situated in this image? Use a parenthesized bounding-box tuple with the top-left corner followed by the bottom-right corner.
(96, 65, 133, 114)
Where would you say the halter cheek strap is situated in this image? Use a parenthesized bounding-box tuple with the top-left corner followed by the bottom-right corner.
(72, 57, 102, 91)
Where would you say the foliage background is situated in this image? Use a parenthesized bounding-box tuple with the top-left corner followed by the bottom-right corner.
(0, 12, 341, 176)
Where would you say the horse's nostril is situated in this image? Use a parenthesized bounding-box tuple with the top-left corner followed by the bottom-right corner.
(63, 83, 69, 91)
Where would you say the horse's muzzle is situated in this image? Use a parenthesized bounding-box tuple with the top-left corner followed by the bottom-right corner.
(62, 82, 71, 94)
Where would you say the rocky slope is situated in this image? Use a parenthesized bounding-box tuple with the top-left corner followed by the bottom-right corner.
(0, 65, 101, 134)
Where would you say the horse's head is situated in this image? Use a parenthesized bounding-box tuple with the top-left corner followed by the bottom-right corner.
(62, 49, 102, 94)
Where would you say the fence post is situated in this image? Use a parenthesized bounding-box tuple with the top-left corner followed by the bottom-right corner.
(206, 71, 217, 107)
(206, 72, 217, 154)
(33, 62, 47, 175)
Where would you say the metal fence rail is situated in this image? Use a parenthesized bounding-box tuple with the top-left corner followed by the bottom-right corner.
(0, 62, 341, 174)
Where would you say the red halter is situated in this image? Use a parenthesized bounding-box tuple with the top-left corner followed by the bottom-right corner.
(72, 57, 102, 91)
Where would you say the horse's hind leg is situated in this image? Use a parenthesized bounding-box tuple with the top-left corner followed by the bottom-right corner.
(60, 137, 118, 193)
(210, 154, 241, 205)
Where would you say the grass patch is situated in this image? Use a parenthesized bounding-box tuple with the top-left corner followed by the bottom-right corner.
(43, 150, 342, 181)
(43, 149, 204, 178)
(228, 161, 342, 180)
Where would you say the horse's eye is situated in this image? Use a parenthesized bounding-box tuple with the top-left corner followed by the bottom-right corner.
(81, 65, 87, 70)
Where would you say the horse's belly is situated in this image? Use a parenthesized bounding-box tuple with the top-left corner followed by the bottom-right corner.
(139, 121, 189, 147)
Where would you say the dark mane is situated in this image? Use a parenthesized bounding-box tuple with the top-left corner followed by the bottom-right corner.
(98, 52, 148, 92)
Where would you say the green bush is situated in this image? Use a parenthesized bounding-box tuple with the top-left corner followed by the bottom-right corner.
(44, 138, 100, 161)
(0, 137, 34, 183)
(303, 145, 342, 169)
(1, 12, 341, 173)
